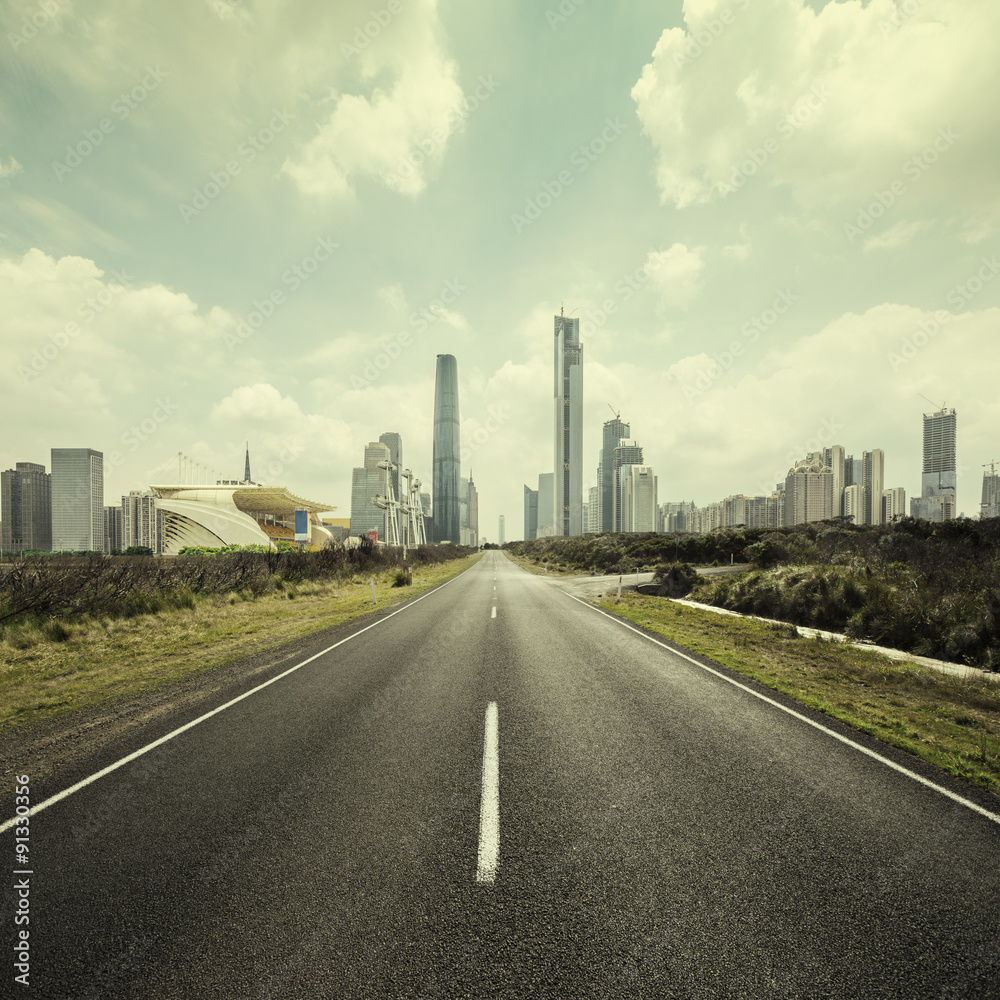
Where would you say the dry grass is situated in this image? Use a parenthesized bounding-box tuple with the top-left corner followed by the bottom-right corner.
(599, 592, 1000, 798)
(0, 554, 482, 738)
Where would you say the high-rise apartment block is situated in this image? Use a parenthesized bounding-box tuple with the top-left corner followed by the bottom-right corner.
(660, 501, 696, 533)
(122, 491, 163, 553)
(51, 448, 104, 552)
(553, 311, 583, 535)
(104, 505, 123, 553)
(882, 486, 907, 523)
(586, 485, 601, 534)
(911, 407, 957, 522)
(612, 440, 644, 531)
(619, 466, 658, 532)
(350, 440, 391, 539)
(843, 484, 863, 524)
(1, 461, 52, 553)
(498, 515, 505, 546)
(784, 455, 834, 526)
(432, 354, 461, 544)
(823, 445, 846, 516)
(862, 449, 885, 526)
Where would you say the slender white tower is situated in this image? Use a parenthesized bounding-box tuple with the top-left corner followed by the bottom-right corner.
(553, 308, 583, 536)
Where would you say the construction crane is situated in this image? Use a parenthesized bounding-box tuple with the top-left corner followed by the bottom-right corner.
(918, 393, 947, 412)
(607, 403, 620, 421)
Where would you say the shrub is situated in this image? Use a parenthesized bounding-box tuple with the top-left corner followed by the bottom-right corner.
(652, 563, 698, 598)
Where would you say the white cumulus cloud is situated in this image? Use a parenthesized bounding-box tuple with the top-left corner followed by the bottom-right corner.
(631, 0, 1000, 220)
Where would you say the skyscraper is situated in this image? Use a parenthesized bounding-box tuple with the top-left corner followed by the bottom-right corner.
(612, 439, 644, 532)
(882, 487, 907, 523)
(619, 466, 658, 532)
(498, 514, 505, 546)
(601, 416, 629, 532)
(432, 354, 461, 544)
(912, 407, 957, 522)
(863, 449, 885, 526)
(122, 491, 163, 553)
(553, 310, 583, 536)
(784, 456, 834, 526)
(523, 484, 538, 540)
(586, 485, 600, 534)
(536, 473, 554, 537)
(350, 441, 391, 539)
(1, 462, 52, 553)
(459, 476, 470, 545)
(823, 445, 846, 517)
(981, 466, 1000, 519)
(51, 448, 103, 552)
(468, 470, 479, 547)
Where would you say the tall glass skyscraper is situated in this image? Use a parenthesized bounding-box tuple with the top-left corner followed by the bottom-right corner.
(51, 448, 103, 552)
(601, 416, 629, 532)
(554, 310, 583, 536)
(432, 354, 461, 544)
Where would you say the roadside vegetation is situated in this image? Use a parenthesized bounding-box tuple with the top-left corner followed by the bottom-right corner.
(598, 594, 1000, 797)
(0, 543, 480, 736)
(508, 517, 1000, 671)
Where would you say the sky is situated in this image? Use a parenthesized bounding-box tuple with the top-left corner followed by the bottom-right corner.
(1, 0, 998, 541)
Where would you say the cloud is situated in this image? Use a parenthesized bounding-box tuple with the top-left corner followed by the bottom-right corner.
(632, 0, 1000, 221)
(0, 156, 22, 179)
(647, 243, 705, 310)
(281, 2, 465, 198)
(863, 218, 934, 253)
(723, 225, 752, 261)
(5, 0, 465, 200)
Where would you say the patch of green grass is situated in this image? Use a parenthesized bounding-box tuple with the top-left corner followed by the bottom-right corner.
(598, 592, 1000, 798)
(0, 553, 482, 739)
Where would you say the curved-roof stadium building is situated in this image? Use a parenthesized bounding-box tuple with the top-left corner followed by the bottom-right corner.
(149, 484, 336, 554)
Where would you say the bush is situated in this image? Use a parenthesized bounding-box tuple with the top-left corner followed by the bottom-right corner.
(652, 562, 698, 598)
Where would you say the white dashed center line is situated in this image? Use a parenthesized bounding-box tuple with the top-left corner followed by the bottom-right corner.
(477, 702, 500, 883)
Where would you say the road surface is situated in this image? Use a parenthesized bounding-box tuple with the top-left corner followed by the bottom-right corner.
(3, 551, 999, 998)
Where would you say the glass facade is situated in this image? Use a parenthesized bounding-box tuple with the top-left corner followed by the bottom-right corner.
(432, 354, 461, 544)
(1, 462, 52, 552)
(51, 448, 103, 552)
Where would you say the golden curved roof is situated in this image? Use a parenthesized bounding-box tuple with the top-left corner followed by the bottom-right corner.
(149, 484, 335, 516)
(231, 487, 334, 515)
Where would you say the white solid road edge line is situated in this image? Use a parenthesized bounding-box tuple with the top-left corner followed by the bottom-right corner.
(0, 566, 477, 836)
(570, 594, 1000, 829)
(476, 701, 500, 883)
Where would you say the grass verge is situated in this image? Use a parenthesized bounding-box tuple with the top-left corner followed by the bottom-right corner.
(598, 592, 1000, 798)
(0, 553, 482, 740)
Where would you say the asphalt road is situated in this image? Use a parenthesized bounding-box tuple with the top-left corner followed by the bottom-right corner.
(3, 551, 999, 998)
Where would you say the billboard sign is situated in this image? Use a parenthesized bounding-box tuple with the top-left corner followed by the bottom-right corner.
(294, 509, 309, 542)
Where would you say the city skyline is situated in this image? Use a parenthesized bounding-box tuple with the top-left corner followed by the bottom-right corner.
(1, 2, 998, 536)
